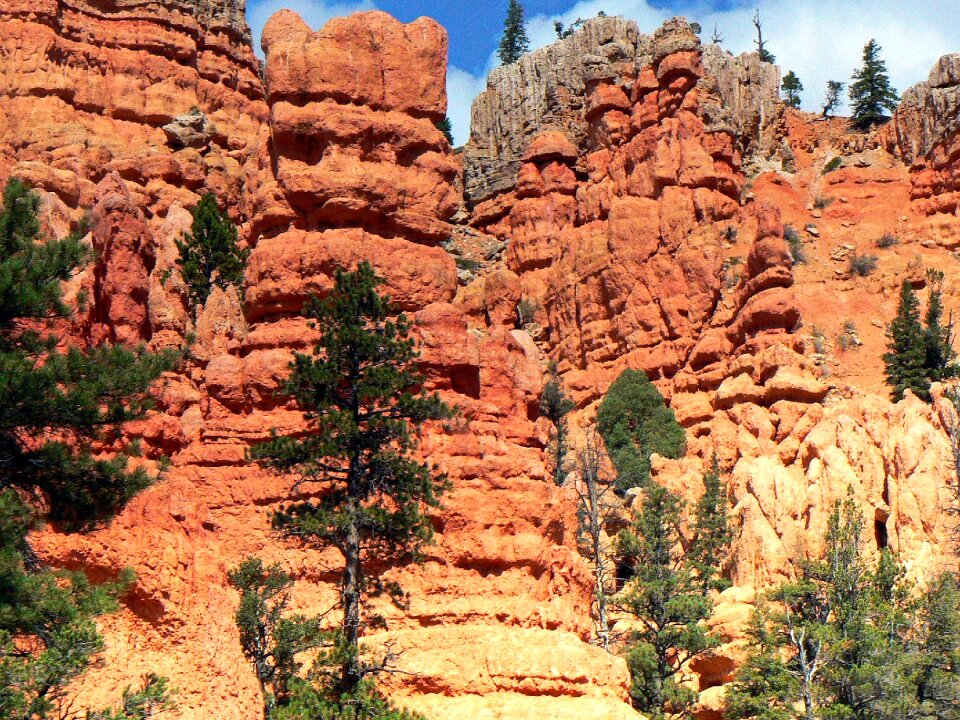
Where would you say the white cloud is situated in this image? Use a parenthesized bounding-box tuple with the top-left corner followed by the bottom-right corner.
(245, 1, 958, 145)
(452, 0, 957, 141)
(447, 65, 489, 146)
(247, 0, 375, 56)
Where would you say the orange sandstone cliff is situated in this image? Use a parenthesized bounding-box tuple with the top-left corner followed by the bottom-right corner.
(1, 3, 960, 719)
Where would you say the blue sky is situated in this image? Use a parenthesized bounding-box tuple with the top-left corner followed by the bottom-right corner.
(246, 0, 960, 145)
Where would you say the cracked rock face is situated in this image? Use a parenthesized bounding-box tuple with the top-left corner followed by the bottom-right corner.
(464, 16, 786, 206)
(163, 108, 217, 149)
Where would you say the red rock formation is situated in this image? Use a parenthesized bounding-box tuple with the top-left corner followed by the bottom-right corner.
(6, 7, 960, 720)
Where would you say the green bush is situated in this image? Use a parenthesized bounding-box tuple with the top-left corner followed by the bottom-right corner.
(822, 156, 843, 174)
(597, 369, 686, 491)
(813, 195, 835, 209)
(848, 252, 878, 277)
(876, 233, 899, 248)
(784, 225, 806, 264)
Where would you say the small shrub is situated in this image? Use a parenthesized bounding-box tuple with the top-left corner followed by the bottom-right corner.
(722, 226, 738, 243)
(436, 117, 454, 144)
(837, 320, 860, 352)
(784, 225, 806, 264)
(876, 233, 899, 248)
(848, 252, 879, 277)
(455, 256, 482, 273)
(814, 195, 835, 209)
(811, 326, 827, 354)
(723, 256, 742, 290)
(517, 298, 539, 326)
(822, 157, 843, 174)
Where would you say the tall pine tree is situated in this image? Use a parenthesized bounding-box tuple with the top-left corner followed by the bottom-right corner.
(0, 177, 176, 718)
(498, 0, 530, 65)
(176, 193, 249, 309)
(849, 39, 899, 129)
(251, 262, 454, 699)
(689, 455, 734, 592)
(616, 483, 720, 718)
(883, 280, 928, 401)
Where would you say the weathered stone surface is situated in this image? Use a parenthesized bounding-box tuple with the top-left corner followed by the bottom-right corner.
(464, 16, 784, 206)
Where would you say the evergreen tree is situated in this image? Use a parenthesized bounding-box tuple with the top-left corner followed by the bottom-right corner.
(616, 484, 719, 718)
(0, 177, 175, 718)
(175, 193, 249, 309)
(923, 269, 958, 383)
(726, 493, 931, 720)
(781, 71, 804, 109)
(251, 262, 454, 696)
(85, 675, 174, 719)
(228, 559, 326, 720)
(849, 39, 899, 130)
(910, 572, 960, 718)
(753, 9, 776, 64)
(883, 274, 958, 402)
(435, 117, 453, 145)
(540, 365, 576, 486)
(596, 369, 686, 491)
(822, 80, 845, 117)
(229, 558, 424, 720)
(497, 0, 530, 66)
(689, 455, 734, 592)
(723, 606, 799, 720)
(883, 280, 928, 401)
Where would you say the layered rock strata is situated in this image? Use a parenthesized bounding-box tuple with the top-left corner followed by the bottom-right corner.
(21, 8, 637, 720)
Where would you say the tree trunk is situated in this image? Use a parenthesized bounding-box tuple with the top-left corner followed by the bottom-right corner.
(341, 514, 363, 693)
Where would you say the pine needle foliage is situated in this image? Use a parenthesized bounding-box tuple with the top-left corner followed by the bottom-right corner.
(849, 39, 899, 130)
(883, 276, 958, 402)
(782, 71, 804, 108)
(250, 262, 454, 696)
(616, 483, 721, 719)
(596, 369, 686, 491)
(540, 366, 576, 486)
(175, 193, 248, 309)
(497, 0, 530, 65)
(689, 455, 734, 592)
(0, 177, 176, 719)
(726, 492, 960, 720)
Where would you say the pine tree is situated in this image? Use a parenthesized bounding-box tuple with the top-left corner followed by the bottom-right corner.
(175, 193, 249, 309)
(923, 269, 958, 383)
(435, 117, 453, 145)
(753, 9, 776, 64)
(883, 280, 929, 401)
(251, 262, 454, 697)
(616, 483, 719, 718)
(540, 365, 576, 486)
(725, 493, 930, 720)
(228, 559, 326, 719)
(0, 177, 176, 718)
(497, 0, 530, 66)
(822, 80, 845, 117)
(723, 606, 799, 720)
(781, 71, 804, 109)
(849, 39, 899, 130)
(596, 369, 686, 491)
(689, 455, 734, 592)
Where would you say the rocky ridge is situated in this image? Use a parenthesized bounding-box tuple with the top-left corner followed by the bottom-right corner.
(2, 6, 960, 720)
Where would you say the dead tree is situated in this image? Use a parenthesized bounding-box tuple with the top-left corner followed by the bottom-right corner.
(573, 432, 621, 651)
